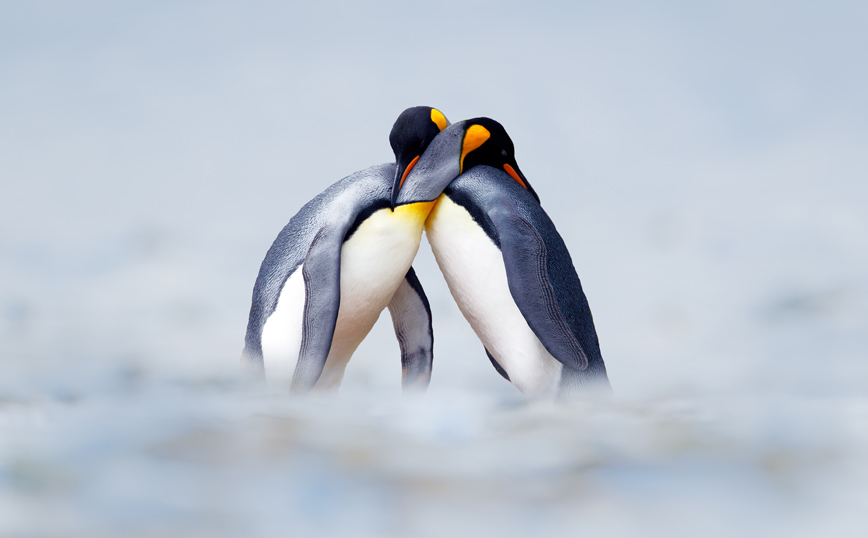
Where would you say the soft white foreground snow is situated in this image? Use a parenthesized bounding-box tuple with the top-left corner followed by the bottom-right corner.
(2, 373, 868, 537)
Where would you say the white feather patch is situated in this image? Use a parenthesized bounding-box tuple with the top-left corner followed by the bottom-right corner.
(426, 195, 563, 397)
(261, 264, 306, 387)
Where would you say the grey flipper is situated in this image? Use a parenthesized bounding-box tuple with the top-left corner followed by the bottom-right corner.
(291, 227, 343, 392)
(445, 166, 609, 385)
(387, 266, 434, 391)
(242, 163, 394, 391)
(490, 202, 589, 370)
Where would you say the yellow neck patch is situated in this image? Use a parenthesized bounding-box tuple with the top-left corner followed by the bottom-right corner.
(393, 200, 438, 223)
(460, 124, 490, 172)
(430, 109, 448, 131)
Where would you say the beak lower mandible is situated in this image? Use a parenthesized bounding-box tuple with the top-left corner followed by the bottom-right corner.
(390, 155, 420, 210)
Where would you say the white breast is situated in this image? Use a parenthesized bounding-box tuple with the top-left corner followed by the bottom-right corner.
(315, 205, 429, 389)
(425, 195, 563, 398)
(262, 203, 433, 391)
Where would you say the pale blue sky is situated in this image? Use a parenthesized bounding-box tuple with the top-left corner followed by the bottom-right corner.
(1, 0, 866, 394)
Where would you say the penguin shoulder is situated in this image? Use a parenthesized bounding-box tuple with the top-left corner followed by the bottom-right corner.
(302, 162, 394, 226)
(440, 166, 509, 248)
(250, 163, 395, 322)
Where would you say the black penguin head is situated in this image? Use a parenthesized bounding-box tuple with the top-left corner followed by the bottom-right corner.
(389, 106, 450, 209)
(392, 118, 538, 208)
(459, 117, 540, 203)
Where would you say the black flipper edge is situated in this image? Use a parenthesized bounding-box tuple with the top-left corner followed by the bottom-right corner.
(485, 348, 511, 381)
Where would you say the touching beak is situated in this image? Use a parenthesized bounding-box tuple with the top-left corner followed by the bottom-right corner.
(390, 155, 420, 210)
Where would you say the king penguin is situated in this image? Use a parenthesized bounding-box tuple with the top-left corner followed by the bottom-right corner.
(424, 118, 611, 399)
(243, 108, 492, 394)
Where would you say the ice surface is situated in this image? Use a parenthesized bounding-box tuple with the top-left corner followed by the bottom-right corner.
(2, 1, 867, 536)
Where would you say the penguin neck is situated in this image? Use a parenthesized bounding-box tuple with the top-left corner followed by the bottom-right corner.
(393, 200, 437, 222)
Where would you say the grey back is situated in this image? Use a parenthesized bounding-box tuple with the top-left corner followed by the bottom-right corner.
(243, 163, 395, 367)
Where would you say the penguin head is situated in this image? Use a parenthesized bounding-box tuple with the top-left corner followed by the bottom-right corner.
(389, 106, 451, 209)
(458, 117, 540, 203)
(392, 117, 540, 208)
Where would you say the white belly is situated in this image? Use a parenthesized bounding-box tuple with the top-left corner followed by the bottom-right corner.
(261, 264, 306, 384)
(315, 203, 433, 389)
(425, 195, 563, 397)
(262, 202, 434, 390)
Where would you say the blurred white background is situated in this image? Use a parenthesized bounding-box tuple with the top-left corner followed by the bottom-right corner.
(1, 1, 867, 536)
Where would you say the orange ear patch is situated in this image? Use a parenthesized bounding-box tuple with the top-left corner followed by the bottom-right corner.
(430, 109, 448, 131)
(503, 163, 527, 189)
(460, 124, 491, 172)
(399, 155, 420, 189)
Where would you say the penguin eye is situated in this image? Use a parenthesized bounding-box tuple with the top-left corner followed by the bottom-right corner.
(501, 149, 508, 157)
